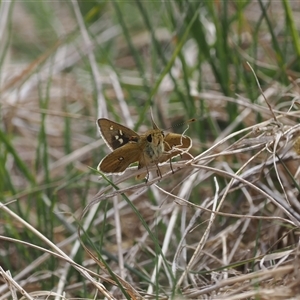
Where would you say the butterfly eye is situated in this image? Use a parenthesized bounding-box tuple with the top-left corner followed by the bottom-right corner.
(147, 134, 152, 142)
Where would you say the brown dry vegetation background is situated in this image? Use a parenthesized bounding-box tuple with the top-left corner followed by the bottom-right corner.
(2, 1, 300, 299)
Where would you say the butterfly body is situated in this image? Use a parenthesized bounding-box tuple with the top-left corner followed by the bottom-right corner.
(97, 117, 192, 177)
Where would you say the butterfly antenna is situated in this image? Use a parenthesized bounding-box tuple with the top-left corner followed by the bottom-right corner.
(150, 107, 159, 129)
(166, 118, 197, 131)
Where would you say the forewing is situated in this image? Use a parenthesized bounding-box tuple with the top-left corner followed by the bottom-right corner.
(98, 143, 142, 174)
(160, 133, 192, 163)
(97, 118, 139, 150)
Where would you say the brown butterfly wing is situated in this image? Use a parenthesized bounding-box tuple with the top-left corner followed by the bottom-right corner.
(97, 118, 139, 150)
(98, 142, 142, 174)
(159, 133, 192, 163)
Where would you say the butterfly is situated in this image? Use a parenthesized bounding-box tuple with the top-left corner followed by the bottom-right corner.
(97, 116, 193, 179)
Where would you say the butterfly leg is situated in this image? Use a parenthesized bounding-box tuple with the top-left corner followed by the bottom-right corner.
(155, 162, 162, 179)
(169, 159, 174, 174)
(144, 164, 150, 182)
(136, 161, 150, 181)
